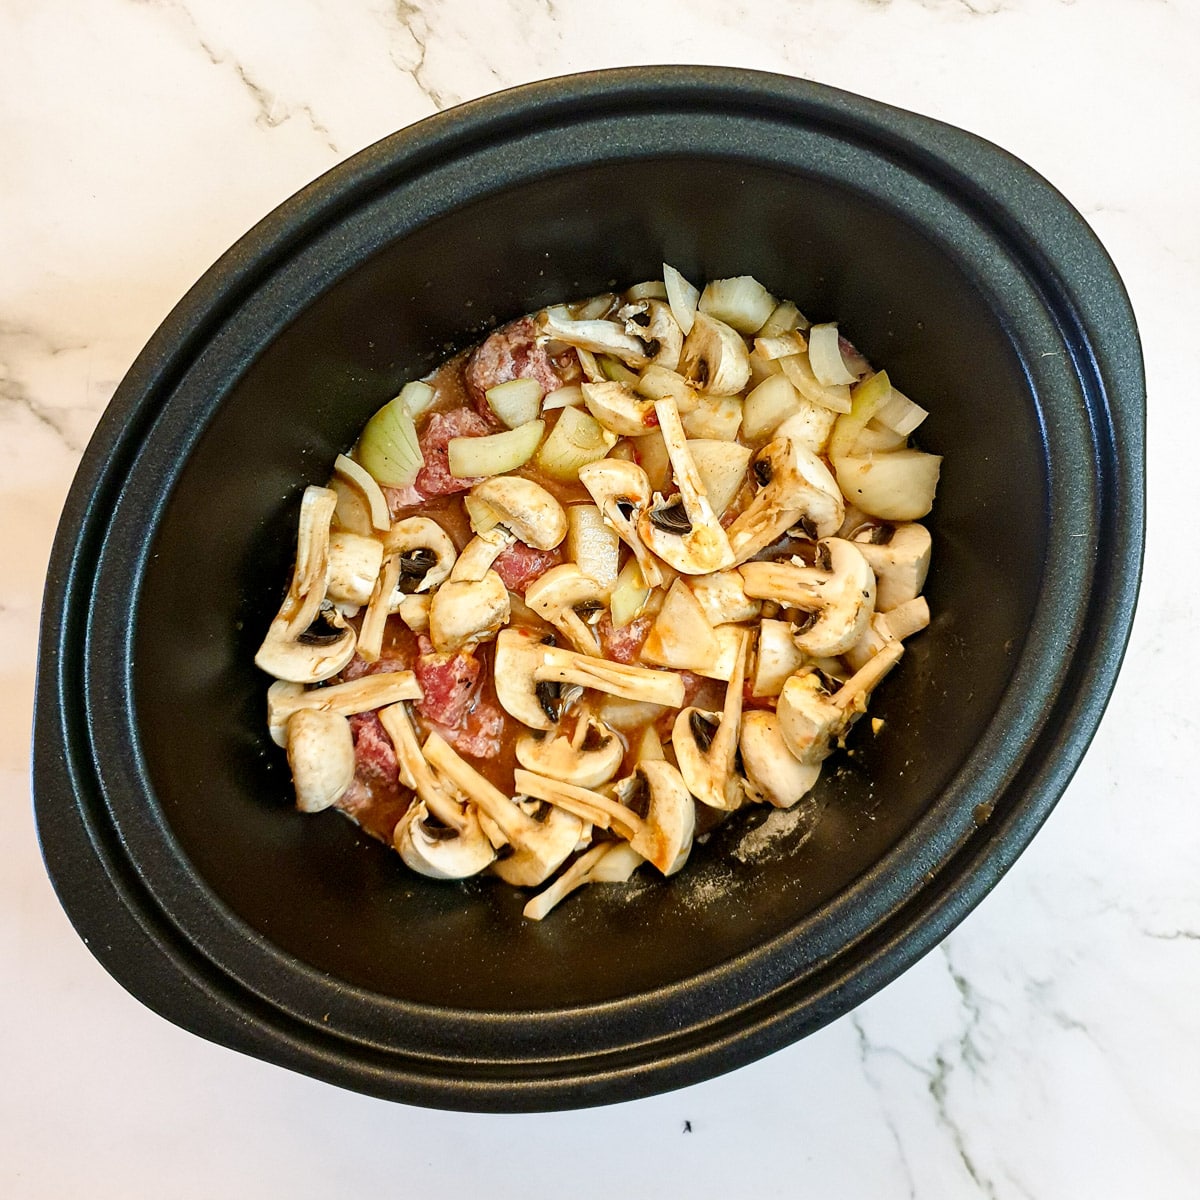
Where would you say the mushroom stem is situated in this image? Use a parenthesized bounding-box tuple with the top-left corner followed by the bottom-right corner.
(739, 537, 876, 658)
(423, 731, 537, 846)
(513, 768, 643, 841)
(377, 704, 468, 831)
(522, 842, 643, 921)
(672, 628, 750, 810)
(537, 647, 685, 709)
(639, 397, 735, 575)
(267, 671, 422, 734)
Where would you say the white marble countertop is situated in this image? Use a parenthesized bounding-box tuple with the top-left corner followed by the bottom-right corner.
(2, 1, 1194, 1196)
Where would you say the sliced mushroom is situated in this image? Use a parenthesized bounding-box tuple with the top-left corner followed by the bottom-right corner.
(618, 760, 696, 875)
(636, 397, 735, 575)
(535, 305, 652, 368)
(326, 531, 385, 607)
(394, 799, 496, 880)
(671, 628, 750, 811)
(581, 380, 660, 437)
(423, 731, 586, 887)
(678, 311, 752, 396)
(739, 537, 876, 658)
(468, 476, 568, 551)
(620, 299, 683, 370)
(725, 437, 845, 563)
(843, 595, 930, 672)
(285, 709, 356, 812)
(578, 457, 665, 589)
(739, 710, 822, 808)
(524, 563, 608, 654)
(427, 526, 514, 653)
(777, 641, 904, 765)
(376, 702, 467, 831)
(267, 671, 422, 745)
(385, 517, 458, 602)
(494, 626, 685, 731)
(255, 486, 358, 683)
(514, 711, 625, 787)
(513, 769, 643, 841)
(848, 521, 932, 611)
(522, 841, 644, 921)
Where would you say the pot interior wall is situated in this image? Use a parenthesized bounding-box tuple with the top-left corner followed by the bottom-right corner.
(133, 158, 1045, 1009)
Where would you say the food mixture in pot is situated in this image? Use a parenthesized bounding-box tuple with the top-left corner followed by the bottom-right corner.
(255, 266, 941, 919)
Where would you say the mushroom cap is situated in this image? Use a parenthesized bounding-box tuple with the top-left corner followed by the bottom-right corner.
(326, 530, 385, 607)
(491, 802, 589, 888)
(385, 517, 458, 597)
(791, 538, 876, 657)
(581, 380, 660, 437)
(726, 436, 844, 561)
(427, 571, 510, 653)
(672, 706, 744, 811)
(625, 760, 695, 876)
(524, 563, 608, 654)
(394, 800, 496, 880)
(849, 521, 932, 611)
(494, 626, 563, 730)
(578, 456, 654, 510)
(622, 299, 683, 371)
(678, 311, 751, 396)
(255, 605, 357, 684)
(469, 476, 567, 550)
(285, 709, 356, 812)
(776, 672, 839, 765)
(514, 716, 624, 788)
(739, 710, 823, 807)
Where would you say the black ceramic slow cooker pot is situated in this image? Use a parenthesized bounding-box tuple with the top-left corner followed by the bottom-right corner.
(33, 66, 1145, 1111)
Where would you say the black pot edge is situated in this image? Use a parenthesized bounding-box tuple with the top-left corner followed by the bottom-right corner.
(32, 66, 1145, 1112)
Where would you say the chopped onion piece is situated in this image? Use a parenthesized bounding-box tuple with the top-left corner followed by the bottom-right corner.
(464, 492, 503, 533)
(807, 322, 859, 387)
(398, 380, 436, 417)
(543, 384, 585, 411)
(573, 292, 619, 321)
(575, 347, 605, 383)
(681, 395, 743, 441)
(778, 351, 852, 414)
(875, 387, 929, 436)
(329, 475, 376, 536)
(447, 419, 544, 479)
(598, 355, 641, 386)
(757, 299, 809, 338)
(853, 420, 909, 455)
(635, 365, 699, 413)
(829, 371, 893, 460)
(567, 503, 620, 596)
(687, 439, 752, 515)
(663, 263, 699, 335)
(534, 407, 617, 482)
(334, 453, 391, 532)
(625, 280, 668, 302)
(486, 377, 544, 428)
(609, 558, 651, 628)
(742, 373, 802, 445)
(832, 449, 942, 520)
(698, 275, 777, 334)
(754, 331, 808, 361)
(356, 396, 424, 487)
